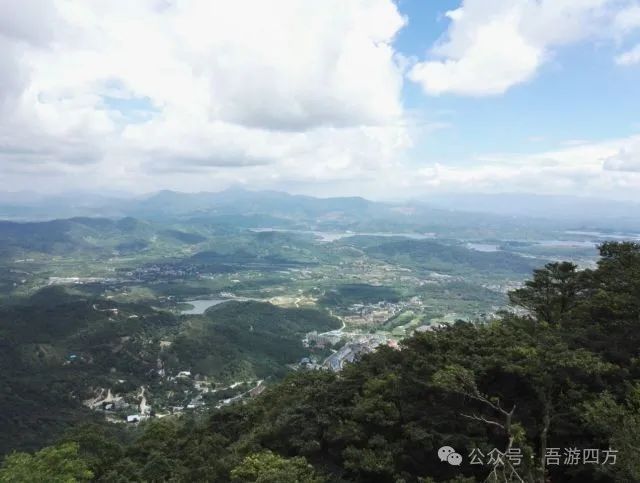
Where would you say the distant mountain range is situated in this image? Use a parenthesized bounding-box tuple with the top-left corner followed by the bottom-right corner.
(0, 188, 638, 232)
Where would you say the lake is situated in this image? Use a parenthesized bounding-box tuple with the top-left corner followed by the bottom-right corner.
(250, 228, 436, 242)
(180, 299, 229, 315)
(466, 243, 501, 252)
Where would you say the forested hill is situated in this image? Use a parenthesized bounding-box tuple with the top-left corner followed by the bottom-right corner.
(3, 242, 640, 482)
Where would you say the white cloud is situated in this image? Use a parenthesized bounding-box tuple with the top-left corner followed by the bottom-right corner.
(2, 0, 639, 201)
(390, 134, 640, 200)
(188, 133, 640, 202)
(409, 0, 629, 96)
(0, 0, 410, 191)
(614, 4, 640, 33)
(615, 43, 640, 65)
(603, 141, 640, 171)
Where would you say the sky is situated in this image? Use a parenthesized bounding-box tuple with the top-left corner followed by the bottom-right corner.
(0, 0, 640, 201)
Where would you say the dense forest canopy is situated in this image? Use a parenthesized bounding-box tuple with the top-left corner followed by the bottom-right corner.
(2, 242, 640, 482)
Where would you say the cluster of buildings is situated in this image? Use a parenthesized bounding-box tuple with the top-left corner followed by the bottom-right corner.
(298, 356, 323, 370)
(84, 362, 269, 425)
(322, 334, 394, 371)
(342, 297, 424, 327)
(482, 280, 524, 294)
(320, 334, 390, 372)
(303, 331, 342, 348)
(323, 342, 374, 371)
(117, 263, 200, 282)
(213, 381, 266, 409)
(48, 276, 112, 285)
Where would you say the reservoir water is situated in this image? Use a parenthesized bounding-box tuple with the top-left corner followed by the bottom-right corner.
(250, 228, 436, 242)
(180, 299, 229, 315)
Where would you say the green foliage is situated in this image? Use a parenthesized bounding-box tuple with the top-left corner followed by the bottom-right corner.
(5, 242, 640, 482)
(231, 450, 325, 482)
(0, 443, 92, 483)
(169, 301, 340, 381)
(0, 288, 177, 454)
(59, 424, 125, 478)
(319, 283, 401, 307)
(432, 364, 478, 395)
(583, 384, 640, 482)
(508, 261, 581, 324)
(0, 288, 339, 454)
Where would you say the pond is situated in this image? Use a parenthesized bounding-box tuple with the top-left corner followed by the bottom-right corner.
(180, 299, 230, 315)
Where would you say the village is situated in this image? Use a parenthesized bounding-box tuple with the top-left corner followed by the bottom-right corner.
(73, 272, 486, 427)
(83, 369, 267, 424)
(298, 297, 431, 373)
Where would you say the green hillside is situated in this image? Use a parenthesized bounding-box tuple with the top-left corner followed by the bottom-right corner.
(0, 217, 206, 258)
(8, 242, 638, 482)
(0, 290, 339, 455)
(167, 301, 340, 381)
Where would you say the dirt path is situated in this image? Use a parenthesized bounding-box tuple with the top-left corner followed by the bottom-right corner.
(137, 386, 149, 415)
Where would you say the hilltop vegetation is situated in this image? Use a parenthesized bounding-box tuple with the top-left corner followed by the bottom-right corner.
(0, 217, 211, 263)
(319, 283, 401, 307)
(4, 242, 640, 482)
(0, 288, 175, 454)
(168, 301, 340, 381)
(0, 287, 339, 455)
(1, 200, 634, 482)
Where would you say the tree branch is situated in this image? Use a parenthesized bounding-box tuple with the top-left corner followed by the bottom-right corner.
(460, 412, 505, 430)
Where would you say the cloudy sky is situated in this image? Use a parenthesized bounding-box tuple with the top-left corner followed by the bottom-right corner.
(1, 0, 639, 200)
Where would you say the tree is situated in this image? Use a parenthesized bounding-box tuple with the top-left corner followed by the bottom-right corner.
(230, 450, 325, 482)
(566, 242, 640, 363)
(508, 262, 581, 325)
(430, 318, 615, 483)
(60, 424, 123, 479)
(16, 242, 640, 483)
(583, 383, 640, 482)
(0, 442, 92, 483)
(432, 364, 527, 482)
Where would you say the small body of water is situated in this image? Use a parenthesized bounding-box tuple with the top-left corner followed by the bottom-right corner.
(537, 240, 597, 248)
(466, 243, 500, 252)
(250, 228, 436, 243)
(180, 299, 229, 315)
(564, 230, 640, 241)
